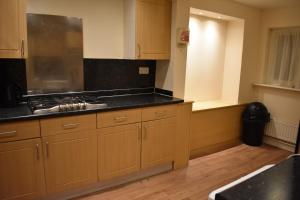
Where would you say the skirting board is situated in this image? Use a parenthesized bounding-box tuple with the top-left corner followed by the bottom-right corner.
(43, 163, 173, 200)
(263, 135, 295, 152)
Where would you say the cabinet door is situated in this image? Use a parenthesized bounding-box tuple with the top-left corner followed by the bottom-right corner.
(43, 131, 97, 194)
(0, 0, 27, 58)
(141, 117, 175, 169)
(98, 123, 141, 180)
(0, 139, 45, 200)
(136, 0, 171, 60)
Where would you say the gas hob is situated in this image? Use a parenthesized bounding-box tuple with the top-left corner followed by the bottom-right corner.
(28, 95, 107, 114)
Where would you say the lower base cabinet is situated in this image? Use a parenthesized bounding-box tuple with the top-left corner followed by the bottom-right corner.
(98, 117, 177, 181)
(0, 138, 45, 200)
(141, 117, 176, 169)
(0, 104, 189, 199)
(98, 123, 141, 180)
(43, 131, 97, 194)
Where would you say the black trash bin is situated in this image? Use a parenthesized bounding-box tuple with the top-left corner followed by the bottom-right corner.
(242, 102, 270, 146)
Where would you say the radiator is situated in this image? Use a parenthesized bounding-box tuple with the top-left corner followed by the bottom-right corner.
(265, 118, 299, 144)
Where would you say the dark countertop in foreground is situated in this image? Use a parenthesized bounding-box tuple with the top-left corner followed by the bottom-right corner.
(0, 93, 184, 123)
(216, 156, 300, 200)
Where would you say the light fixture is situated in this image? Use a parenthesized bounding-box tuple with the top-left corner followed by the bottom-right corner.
(199, 12, 203, 15)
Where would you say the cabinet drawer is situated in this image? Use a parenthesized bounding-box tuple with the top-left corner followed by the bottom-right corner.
(142, 105, 177, 121)
(40, 114, 96, 136)
(97, 109, 141, 128)
(0, 120, 40, 143)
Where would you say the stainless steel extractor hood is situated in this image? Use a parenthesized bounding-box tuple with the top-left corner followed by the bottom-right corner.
(26, 14, 84, 95)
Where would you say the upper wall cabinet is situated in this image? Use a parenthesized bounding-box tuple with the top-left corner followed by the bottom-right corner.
(0, 0, 27, 58)
(124, 0, 172, 60)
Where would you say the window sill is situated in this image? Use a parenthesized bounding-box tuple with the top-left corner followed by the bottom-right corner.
(253, 83, 300, 93)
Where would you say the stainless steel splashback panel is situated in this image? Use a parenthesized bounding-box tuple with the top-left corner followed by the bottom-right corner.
(26, 14, 84, 94)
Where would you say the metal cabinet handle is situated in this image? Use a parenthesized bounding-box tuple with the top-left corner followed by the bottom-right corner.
(143, 126, 147, 140)
(21, 40, 24, 58)
(114, 116, 128, 123)
(155, 110, 166, 117)
(0, 131, 17, 138)
(36, 144, 40, 160)
(45, 142, 50, 158)
(62, 123, 80, 130)
(137, 43, 141, 58)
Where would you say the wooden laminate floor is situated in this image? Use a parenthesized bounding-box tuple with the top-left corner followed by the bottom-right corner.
(78, 144, 291, 200)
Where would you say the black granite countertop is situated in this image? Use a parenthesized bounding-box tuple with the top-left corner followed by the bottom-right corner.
(216, 155, 300, 200)
(0, 93, 183, 123)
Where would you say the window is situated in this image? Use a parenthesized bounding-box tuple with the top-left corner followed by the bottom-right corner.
(265, 27, 300, 89)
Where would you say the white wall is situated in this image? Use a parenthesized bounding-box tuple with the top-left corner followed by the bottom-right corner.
(254, 87, 300, 126)
(27, 0, 124, 59)
(258, 6, 300, 82)
(184, 15, 227, 102)
(254, 6, 300, 142)
(156, 0, 261, 103)
(222, 20, 244, 103)
(155, 60, 173, 91)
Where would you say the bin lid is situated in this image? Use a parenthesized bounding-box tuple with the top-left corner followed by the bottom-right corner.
(242, 102, 270, 121)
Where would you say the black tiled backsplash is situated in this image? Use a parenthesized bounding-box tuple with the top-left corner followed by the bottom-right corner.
(0, 59, 156, 95)
(155, 88, 173, 96)
(0, 59, 27, 95)
(84, 59, 156, 91)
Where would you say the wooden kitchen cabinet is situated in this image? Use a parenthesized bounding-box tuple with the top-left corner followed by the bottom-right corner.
(190, 105, 245, 158)
(0, 101, 190, 199)
(98, 123, 141, 180)
(141, 117, 176, 169)
(97, 109, 141, 128)
(0, 0, 27, 58)
(40, 114, 96, 137)
(124, 0, 172, 60)
(0, 138, 45, 200)
(142, 104, 177, 121)
(0, 120, 40, 143)
(42, 131, 97, 194)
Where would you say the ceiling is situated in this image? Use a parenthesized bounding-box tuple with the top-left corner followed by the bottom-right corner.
(190, 7, 244, 22)
(233, 0, 300, 9)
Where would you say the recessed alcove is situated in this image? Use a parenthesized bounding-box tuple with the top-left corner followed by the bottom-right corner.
(184, 8, 245, 111)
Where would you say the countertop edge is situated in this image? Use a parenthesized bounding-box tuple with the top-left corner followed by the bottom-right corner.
(0, 99, 184, 123)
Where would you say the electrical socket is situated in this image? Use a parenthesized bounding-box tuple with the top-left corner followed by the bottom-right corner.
(139, 67, 149, 75)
